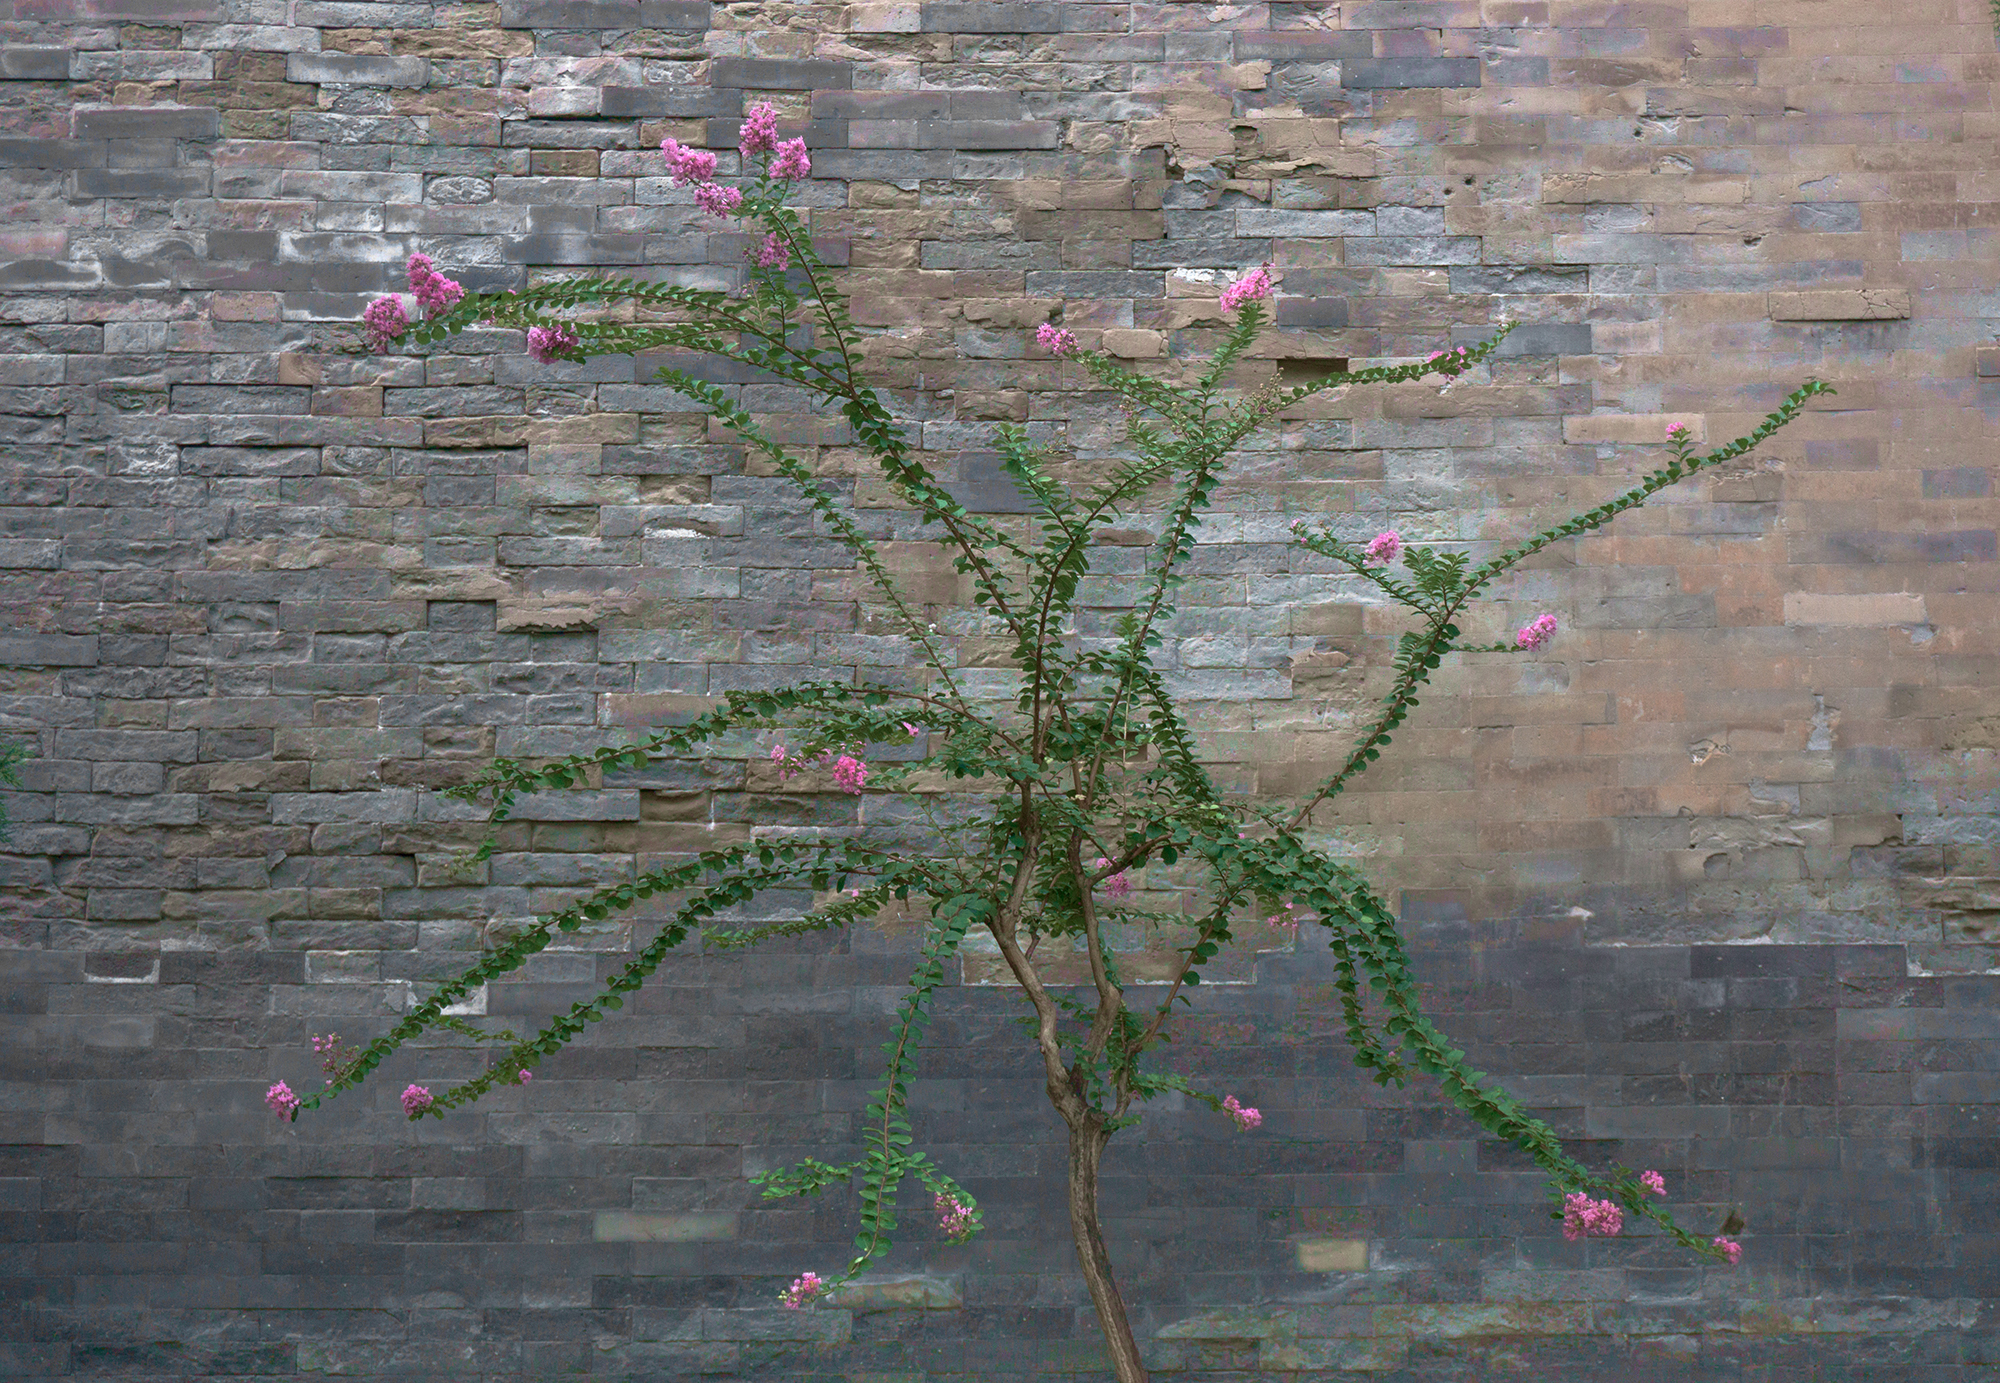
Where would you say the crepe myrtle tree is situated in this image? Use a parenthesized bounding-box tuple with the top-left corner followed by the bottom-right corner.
(267, 107, 1798, 1381)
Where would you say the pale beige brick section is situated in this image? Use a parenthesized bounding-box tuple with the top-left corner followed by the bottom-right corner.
(1769, 289, 1913, 320)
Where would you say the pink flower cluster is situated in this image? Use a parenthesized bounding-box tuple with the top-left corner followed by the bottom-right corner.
(362, 254, 465, 354)
(770, 137, 811, 180)
(1093, 857, 1132, 900)
(362, 295, 408, 353)
(1221, 1095, 1262, 1132)
(740, 102, 780, 157)
(518, 1069, 532, 1083)
(265, 1080, 300, 1121)
(1562, 1192, 1623, 1241)
(406, 252, 464, 314)
(1667, 422, 1691, 443)
(754, 232, 790, 271)
(780, 1271, 825, 1309)
(401, 1084, 434, 1118)
(695, 181, 744, 217)
(1036, 322, 1079, 357)
(659, 138, 718, 187)
(1712, 1237, 1743, 1265)
(1639, 1169, 1666, 1197)
(526, 323, 580, 364)
(1363, 530, 1402, 565)
(937, 1193, 977, 1244)
(1425, 346, 1469, 373)
(1219, 265, 1273, 313)
(771, 744, 869, 795)
(1516, 612, 1559, 650)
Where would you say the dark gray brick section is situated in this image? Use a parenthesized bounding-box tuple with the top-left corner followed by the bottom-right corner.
(0, 937, 1987, 1378)
(0, 47, 68, 78)
(498, 0, 709, 25)
(70, 107, 222, 140)
(1276, 297, 1350, 328)
(710, 57, 852, 90)
(923, 1, 1062, 31)
(1340, 57, 1482, 89)
(1234, 31, 1373, 60)
(1452, 322, 1594, 355)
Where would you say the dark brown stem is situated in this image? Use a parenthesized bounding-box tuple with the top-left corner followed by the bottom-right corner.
(1067, 1114, 1149, 1383)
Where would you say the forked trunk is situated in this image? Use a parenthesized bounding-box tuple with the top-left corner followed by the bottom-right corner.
(1067, 1118, 1149, 1383)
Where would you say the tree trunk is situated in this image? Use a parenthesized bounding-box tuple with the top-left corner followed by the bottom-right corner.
(1067, 1116, 1149, 1383)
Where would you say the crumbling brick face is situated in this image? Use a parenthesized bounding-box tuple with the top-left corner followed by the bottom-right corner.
(0, 0, 1994, 1375)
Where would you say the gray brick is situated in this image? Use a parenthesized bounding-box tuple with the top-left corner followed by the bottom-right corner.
(922, 2, 1061, 32)
(71, 107, 222, 140)
(1345, 236, 1483, 265)
(499, 0, 710, 25)
(1448, 264, 1589, 295)
(1449, 322, 1593, 355)
(709, 57, 851, 90)
(1340, 57, 1482, 89)
(1236, 209, 1376, 237)
(1234, 31, 1372, 60)
(1, 47, 70, 79)
(0, 137, 106, 168)
(1274, 297, 1350, 329)
(0, 635, 97, 667)
(287, 53, 429, 85)
(1791, 201, 1863, 233)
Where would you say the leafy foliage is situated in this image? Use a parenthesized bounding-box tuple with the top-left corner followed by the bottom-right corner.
(300, 153, 1828, 1285)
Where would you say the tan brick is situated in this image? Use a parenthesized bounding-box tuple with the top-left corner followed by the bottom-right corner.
(1768, 289, 1912, 321)
(1783, 592, 1928, 627)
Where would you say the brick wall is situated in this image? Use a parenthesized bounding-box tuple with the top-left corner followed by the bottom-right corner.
(2, 0, 1997, 1377)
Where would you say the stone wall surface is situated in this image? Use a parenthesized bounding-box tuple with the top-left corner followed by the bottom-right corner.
(0, 0, 1997, 1376)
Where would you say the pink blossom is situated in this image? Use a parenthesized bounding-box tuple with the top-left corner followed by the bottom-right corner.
(264, 1080, 300, 1120)
(1712, 1237, 1742, 1265)
(769, 137, 811, 180)
(831, 754, 868, 794)
(659, 138, 718, 187)
(400, 1084, 434, 1118)
(1221, 1095, 1263, 1132)
(525, 323, 580, 364)
(693, 182, 744, 217)
(937, 1193, 977, 1243)
(1667, 422, 1690, 441)
(1639, 1170, 1666, 1197)
(1363, 530, 1402, 565)
(902, 722, 921, 738)
(1219, 265, 1273, 313)
(740, 102, 781, 158)
(779, 1271, 825, 1309)
(362, 295, 408, 353)
(1516, 612, 1559, 651)
(1093, 857, 1132, 900)
(1035, 322, 1079, 357)
(754, 233, 791, 270)
(518, 1070, 532, 1083)
(1561, 1192, 1623, 1241)
(406, 253, 464, 314)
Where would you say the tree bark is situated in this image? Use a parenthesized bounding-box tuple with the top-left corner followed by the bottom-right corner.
(1067, 1115, 1149, 1383)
